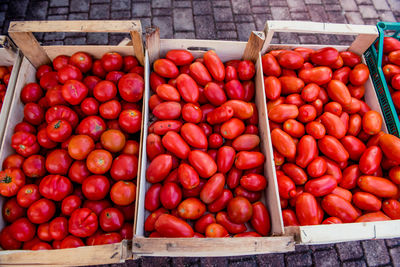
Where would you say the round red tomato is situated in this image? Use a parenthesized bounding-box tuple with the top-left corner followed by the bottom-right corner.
(100, 129, 126, 153)
(61, 195, 82, 216)
(86, 149, 113, 174)
(118, 109, 142, 134)
(118, 73, 144, 103)
(14, 122, 36, 134)
(39, 174, 73, 201)
(10, 217, 36, 242)
(36, 65, 51, 80)
(21, 83, 43, 104)
(99, 208, 124, 232)
(49, 217, 68, 241)
(37, 128, 57, 149)
(69, 51, 93, 73)
(93, 233, 122, 245)
(68, 160, 90, 184)
(110, 181, 136, 206)
(82, 175, 110, 200)
(227, 196, 253, 224)
(93, 80, 117, 102)
(60, 235, 84, 248)
(61, 80, 88, 105)
(101, 52, 123, 72)
(53, 55, 69, 71)
(99, 100, 121, 120)
(46, 119, 72, 142)
(27, 198, 56, 224)
(68, 134, 95, 160)
(2, 197, 25, 223)
(11, 131, 40, 157)
(110, 154, 138, 180)
(17, 184, 41, 208)
(83, 199, 112, 217)
(45, 149, 73, 175)
(0, 168, 25, 197)
(80, 97, 99, 116)
(24, 103, 44, 125)
(0, 226, 22, 249)
(22, 154, 46, 178)
(68, 208, 98, 237)
(2, 154, 24, 170)
(40, 71, 59, 90)
(57, 64, 82, 84)
(76, 116, 106, 141)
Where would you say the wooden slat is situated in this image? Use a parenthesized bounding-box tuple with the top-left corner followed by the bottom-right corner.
(8, 20, 141, 33)
(145, 27, 160, 65)
(262, 20, 378, 55)
(8, 31, 50, 67)
(8, 20, 144, 68)
(0, 242, 129, 266)
(132, 237, 295, 257)
(242, 31, 265, 62)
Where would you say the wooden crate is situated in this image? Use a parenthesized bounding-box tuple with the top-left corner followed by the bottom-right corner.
(0, 36, 23, 147)
(0, 20, 145, 266)
(260, 21, 400, 245)
(132, 28, 295, 258)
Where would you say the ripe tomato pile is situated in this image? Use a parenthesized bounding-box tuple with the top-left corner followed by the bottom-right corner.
(377, 37, 400, 114)
(0, 65, 12, 111)
(263, 47, 400, 225)
(145, 50, 271, 237)
(0, 51, 143, 250)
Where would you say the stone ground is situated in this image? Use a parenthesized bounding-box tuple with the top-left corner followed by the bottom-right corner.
(1, 0, 400, 266)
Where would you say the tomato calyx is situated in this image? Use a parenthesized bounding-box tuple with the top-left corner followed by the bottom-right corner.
(2, 175, 12, 184)
(19, 144, 26, 150)
(54, 120, 62, 129)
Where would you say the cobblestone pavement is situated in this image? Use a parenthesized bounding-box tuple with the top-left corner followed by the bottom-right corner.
(1, 0, 400, 266)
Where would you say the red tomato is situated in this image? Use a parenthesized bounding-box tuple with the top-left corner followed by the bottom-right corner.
(382, 199, 400, 219)
(27, 198, 56, 224)
(145, 184, 162, 211)
(177, 198, 206, 220)
(61, 80, 88, 105)
(3, 154, 24, 170)
(17, 184, 40, 208)
(155, 214, 194, 237)
(10, 218, 36, 242)
(57, 64, 82, 84)
(188, 150, 218, 178)
(166, 50, 194, 65)
(0, 168, 25, 197)
(118, 73, 144, 103)
(262, 53, 281, 77)
(101, 52, 122, 72)
(118, 109, 141, 134)
(0, 226, 22, 249)
(153, 59, 179, 78)
(250, 202, 270, 236)
(311, 47, 339, 66)
(21, 83, 43, 104)
(271, 128, 296, 158)
(82, 175, 110, 200)
(321, 194, 359, 223)
(60, 235, 84, 248)
(69, 208, 98, 237)
(22, 155, 46, 178)
(237, 60, 255, 80)
(277, 50, 304, 69)
(24, 103, 44, 126)
(216, 211, 246, 234)
(204, 50, 225, 81)
(99, 100, 121, 120)
(227, 196, 253, 224)
(357, 176, 398, 198)
(379, 133, 400, 163)
(110, 154, 138, 181)
(318, 136, 349, 163)
(45, 149, 72, 175)
(99, 208, 124, 232)
(200, 173, 225, 204)
(295, 193, 320, 225)
(46, 119, 72, 143)
(40, 71, 59, 90)
(86, 149, 112, 174)
(61, 195, 81, 216)
(2, 197, 25, 223)
(49, 217, 68, 241)
(160, 182, 182, 209)
(178, 163, 200, 190)
(45, 105, 79, 128)
(146, 154, 173, 183)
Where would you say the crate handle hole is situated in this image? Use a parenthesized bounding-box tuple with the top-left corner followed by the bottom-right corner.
(378, 22, 386, 30)
(187, 46, 213, 52)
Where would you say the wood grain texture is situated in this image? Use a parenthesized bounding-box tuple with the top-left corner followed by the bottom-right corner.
(146, 27, 160, 65)
(242, 31, 265, 62)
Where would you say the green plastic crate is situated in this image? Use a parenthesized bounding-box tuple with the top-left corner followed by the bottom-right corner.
(364, 21, 400, 136)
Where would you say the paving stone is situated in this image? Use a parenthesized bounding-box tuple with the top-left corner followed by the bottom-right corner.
(111, 11, 131, 19)
(298, 34, 319, 44)
(325, 4, 342, 11)
(279, 32, 300, 44)
(152, 0, 172, 8)
(153, 16, 173, 38)
(339, 0, 358, 11)
(152, 9, 172, 16)
(313, 249, 340, 267)
(308, 4, 328, 22)
(48, 7, 68, 15)
(212, 1, 232, 7)
(252, 6, 269, 13)
(193, 1, 212, 15)
(336, 241, 364, 261)
(65, 32, 87, 38)
(43, 40, 64, 45)
(237, 22, 255, 41)
(173, 1, 192, 8)
(271, 36, 280, 44)
(70, 0, 90, 12)
(215, 22, 236, 30)
(318, 34, 338, 45)
(48, 14, 68, 20)
(387, 0, 400, 10)
(141, 257, 171, 267)
(132, 2, 151, 17)
(171, 257, 199, 266)
(111, 0, 130, 11)
(64, 37, 87, 45)
(200, 257, 229, 267)
(355, 0, 372, 4)
(137, 17, 151, 29)
(49, 0, 69, 7)
(269, 0, 289, 6)
(287, 0, 308, 12)
(304, 0, 322, 3)
(270, 7, 290, 20)
(359, 5, 379, 19)
(173, 8, 194, 31)
(342, 260, 367, 267)
(8, 0, 29, 18)
(251, 0, 269, 6)
(26, 1, 48, 19)
(232, 0, 251, 14)
(87, 33, 108, 45)
(44, 32, 65, 41)
(380, 11, 397, 22)
(371, 0, 390, 10)
(234, 14, 254, 22)
(327, 11, 347, 23)
(89, 4, 110, 19)
(194, 15, 216, 39)
(345, 12, 364, 24)
(390, 246, 400, 266)
(174, 31, 196, 38)
(362, 240, 391, 267)
(286, 252, 313, 267)
(213, 7, 234, 22)
(217, 31, 238, 40)
(68, 13, 89, 20)
(109, 33, 129, 45)
(290, 12, 310, 20)
(363, 18, 379, 25)
(256, 253, 285, 266)
(386, 238, 400, 248)
(228, 257, 257, 267)
(254, 13, 270, 31)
